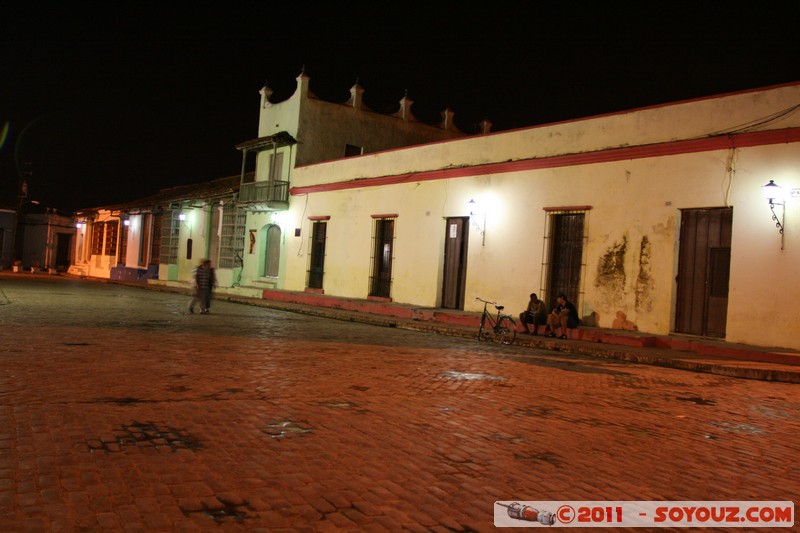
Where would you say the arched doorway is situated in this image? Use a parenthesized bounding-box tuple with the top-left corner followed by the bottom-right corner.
(262, 224, 281, 278)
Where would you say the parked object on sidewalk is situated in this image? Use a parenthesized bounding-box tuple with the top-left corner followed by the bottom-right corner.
(477, 297, 517, 345)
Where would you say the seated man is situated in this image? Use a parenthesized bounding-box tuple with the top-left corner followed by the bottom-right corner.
(519, 293, 547, 335)
(546, 293, 580, 339)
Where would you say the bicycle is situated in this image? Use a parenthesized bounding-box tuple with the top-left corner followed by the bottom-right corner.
(476, 297, 517, 345)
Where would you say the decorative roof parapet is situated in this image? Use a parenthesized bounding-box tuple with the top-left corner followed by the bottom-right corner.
(394, 90, 416, 122)
(295, 66, 316, 99)
(259, 81, 273, 109)
(440, 108, 455, 131)
(480, 118, 493, 134)
(345, 78, 365, 109)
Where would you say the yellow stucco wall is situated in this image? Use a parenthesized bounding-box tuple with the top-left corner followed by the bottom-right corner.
(291, 83, 800, 188)
(279, 83, 800, 350)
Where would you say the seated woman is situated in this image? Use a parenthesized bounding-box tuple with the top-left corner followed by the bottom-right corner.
(519, 293, 547, 335)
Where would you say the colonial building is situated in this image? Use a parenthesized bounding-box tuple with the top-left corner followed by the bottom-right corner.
(72, 72, 471, 292)
(14, 207, 76, 272)
(0, 207, 16, 269)
(70, 176, 239, 283)
(273, 82, 800, 350)
(231, 70, 470, 291)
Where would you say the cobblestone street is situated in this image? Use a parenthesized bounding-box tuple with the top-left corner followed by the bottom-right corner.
(1, 275, 798, 532)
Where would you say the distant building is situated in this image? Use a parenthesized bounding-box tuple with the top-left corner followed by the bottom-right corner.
(70, 176, 240, 283)
(14, 208, 76, 272)
(101, 71, 472, 292)
(0, 208, 15, 269)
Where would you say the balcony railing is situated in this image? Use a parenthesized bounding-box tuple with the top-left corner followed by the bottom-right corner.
(239, 180, 289, 205)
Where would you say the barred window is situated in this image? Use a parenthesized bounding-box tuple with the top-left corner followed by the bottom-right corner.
(369, 216, 396, 298)
(90, 222, 104, 256)
(160, 211, 180, 265)
(149, 213, 162, 265)
(219, 205, 246, 269)
(117, 222, 128, 265)
(541, 207, 590, 312)
(307, 221, 327, 289)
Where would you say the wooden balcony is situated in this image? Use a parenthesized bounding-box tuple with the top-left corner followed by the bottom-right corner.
(238, 180, 289, 210)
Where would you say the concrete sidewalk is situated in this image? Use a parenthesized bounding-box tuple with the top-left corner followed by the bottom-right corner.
(12, 272, 800, 383)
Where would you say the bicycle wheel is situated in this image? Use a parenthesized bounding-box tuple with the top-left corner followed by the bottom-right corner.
(496, 317, 517, 345)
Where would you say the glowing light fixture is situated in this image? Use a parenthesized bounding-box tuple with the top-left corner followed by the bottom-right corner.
(272, 211, 287, 227)
(762, 180, 784, 205)
(123, 219, 131, 226)
(762, 180, 785, 249)
(178, 213, 187, 221)
(466, 198, 486, 246)
(75, 222, 84, 229)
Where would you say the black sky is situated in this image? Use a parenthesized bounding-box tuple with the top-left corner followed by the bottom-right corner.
(2, 2, 799, 211)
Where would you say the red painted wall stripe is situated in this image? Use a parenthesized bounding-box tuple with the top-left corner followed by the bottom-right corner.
(543, 205, 594, 212)
(289, 127, 800, 196)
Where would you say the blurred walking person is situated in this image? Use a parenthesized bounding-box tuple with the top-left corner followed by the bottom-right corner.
(194, 259, 216, 314)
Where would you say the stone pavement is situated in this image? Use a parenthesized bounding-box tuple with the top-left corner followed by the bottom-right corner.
(144, 276, 800, 384)
(0, 274, 799, 532)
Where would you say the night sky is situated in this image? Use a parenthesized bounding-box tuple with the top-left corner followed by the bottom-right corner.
(2, 2, 798, 212)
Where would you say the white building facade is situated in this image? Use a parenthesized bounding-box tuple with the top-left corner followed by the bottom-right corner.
(275, 82, 800, 350)
(232, 72, 469, 292)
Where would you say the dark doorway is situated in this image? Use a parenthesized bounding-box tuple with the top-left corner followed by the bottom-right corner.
(370, 218, 395, 298)
(546, 213, 585, 311)
(307, 221, 327, 289)
(675, 207, 733, 337)
(442, 217, 469, 309)
(55, 233, 72, 270)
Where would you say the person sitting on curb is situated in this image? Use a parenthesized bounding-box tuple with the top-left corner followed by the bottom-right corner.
(519, 293, 547, 335)
(546, 293, 580, 339)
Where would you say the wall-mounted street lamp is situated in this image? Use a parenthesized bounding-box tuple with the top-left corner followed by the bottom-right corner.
(763, 180, 785, 249)
(467, 198, 486, 246)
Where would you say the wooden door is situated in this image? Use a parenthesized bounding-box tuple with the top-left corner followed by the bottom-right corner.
(675, 207, 733, 337)
(442, 217, 469, 309)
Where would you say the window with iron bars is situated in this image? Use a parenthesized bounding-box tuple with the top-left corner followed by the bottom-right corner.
(306, 220, 327, 289)
(149, 213, 162, 265)
(90, 222, 104, 256)
(369, 217, 396, 298)
(540, 208, 590, 313)
(159, 210, 180, 265)
(117, 221, 128, 265)
(219, 205, 246, 269)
